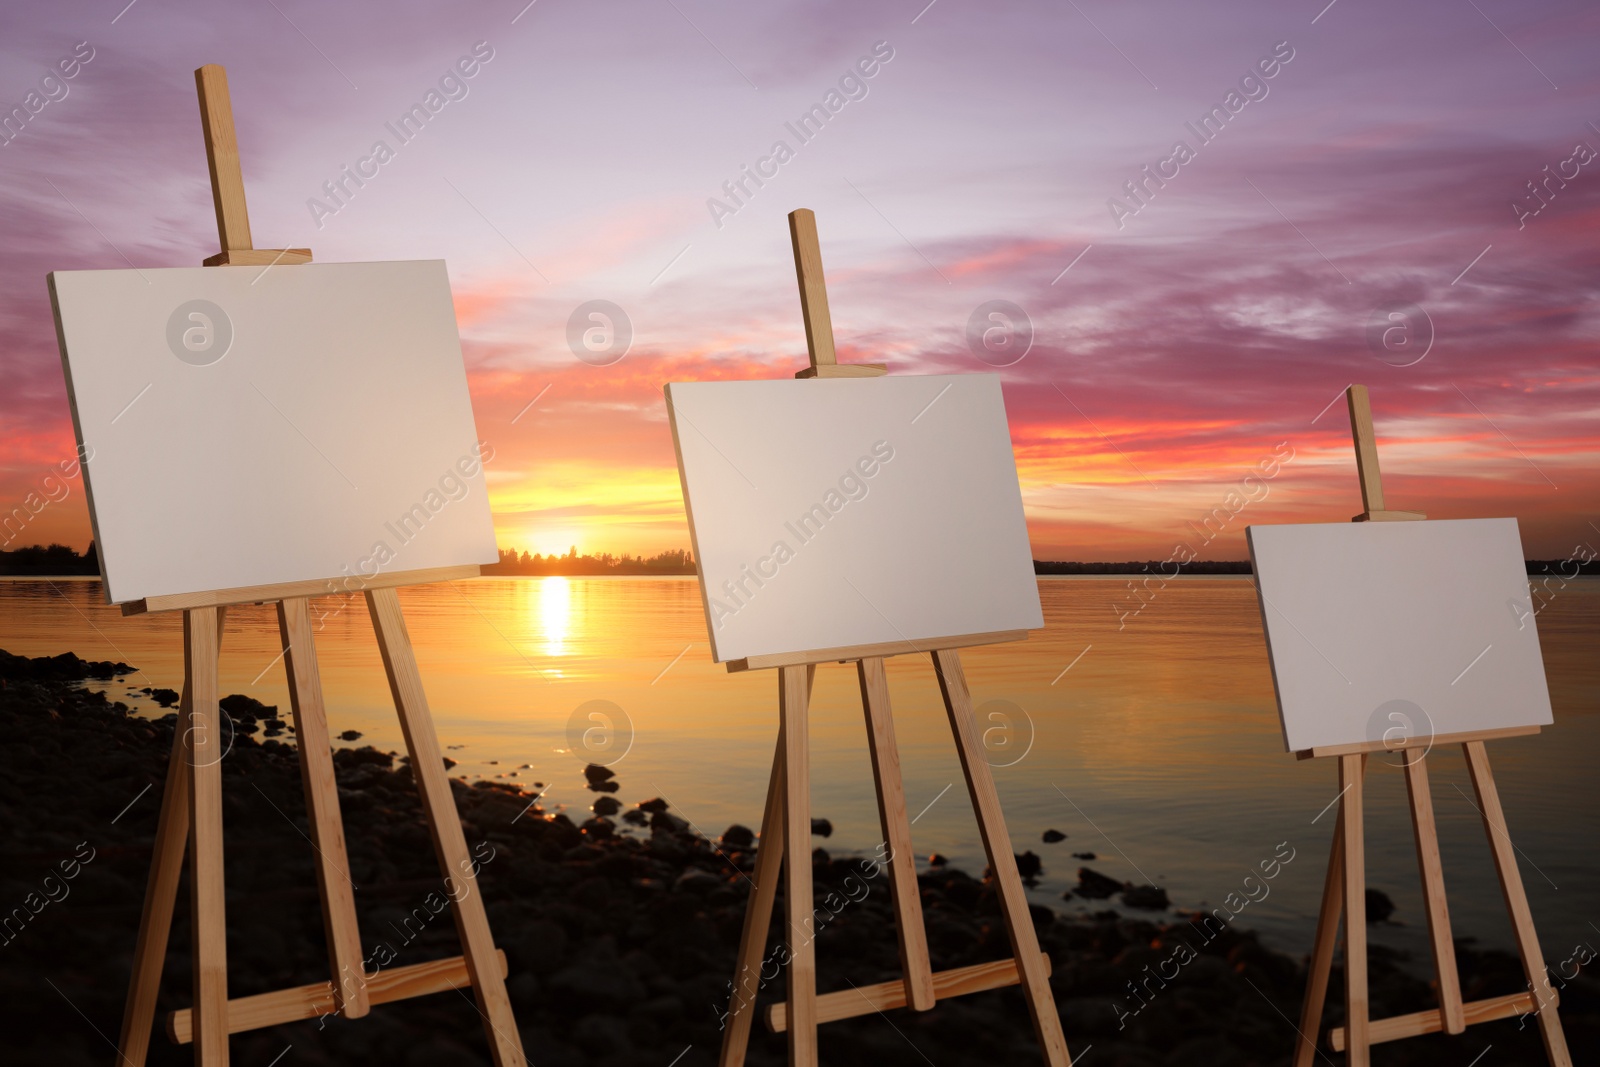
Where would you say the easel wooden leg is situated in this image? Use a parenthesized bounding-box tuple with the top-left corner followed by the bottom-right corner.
(1339, 753, 1369, 1067)
(718, 727, 788, 1067)
(1293, 805, 1344, 1067)
(856, 656, 936, 1011)
(116, 609, 225, 1065)
(932, 649, 1071, 1067)
(277, 597, 368, 1018)
(365, 588, 526, 1067)
(1463, 741, 1573, 1066)
(1402, 753, 1464, 1033)
(185, 606, 229, 1065)
(779, 664, 819, 1067)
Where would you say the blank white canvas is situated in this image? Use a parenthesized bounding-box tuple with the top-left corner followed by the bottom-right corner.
(49, 261, 497, 604)
(666, 374, 1042, 663)
(1246, 518, 1552, 752)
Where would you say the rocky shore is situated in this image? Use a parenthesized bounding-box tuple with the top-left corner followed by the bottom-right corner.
(0, 649, 1591, 1066)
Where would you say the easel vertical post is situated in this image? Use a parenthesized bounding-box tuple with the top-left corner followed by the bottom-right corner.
(789, 209, 836, 371)
(778, 664, 818, 1066)
(1338, 753, 1369, 1066)
(194, 65, 252, 256)
(1346, 385, 1384, 515)
(184, 606, 228, 1065)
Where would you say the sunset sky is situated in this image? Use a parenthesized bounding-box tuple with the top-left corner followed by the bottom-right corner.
(2, 0, 1596, 562)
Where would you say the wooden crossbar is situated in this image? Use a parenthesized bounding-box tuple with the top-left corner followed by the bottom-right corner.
(168, 950, 507, 1044)
(765, 953, 1052, 1032)
(1328, 990, 1549, 1052)
(726, 629, 1028, 673)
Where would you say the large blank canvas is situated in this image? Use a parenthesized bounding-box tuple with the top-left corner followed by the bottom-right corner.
(666, 374, 1042, 663)
(49, 261, 497, 604)
(1246, 518, 1552, 752)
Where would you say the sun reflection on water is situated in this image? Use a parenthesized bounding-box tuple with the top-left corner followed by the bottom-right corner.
(538, 576, 570, 658)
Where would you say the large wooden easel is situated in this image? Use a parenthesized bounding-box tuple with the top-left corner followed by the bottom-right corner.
(714, 209, 1074, 1067)
(1290, 385, 1571, 1066)
(111, 65, 526, 1067)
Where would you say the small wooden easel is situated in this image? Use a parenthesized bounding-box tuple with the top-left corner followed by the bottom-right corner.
(112, 65, 526, 1066)
(1290, 385, 1571, 1066)
(715, 209, 1073, 1067)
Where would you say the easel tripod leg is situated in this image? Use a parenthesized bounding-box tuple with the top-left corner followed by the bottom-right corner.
(186, 606, 229, 1065)
(779, 664, 819, 1067)
(856, 657, 936, 1011)
(932, 649, 1071, 1067)
(1339, 754, 1369, 1067)
(277, 597, 368, 1018)
(365, 588, 526, 1067)
(1402, 752, 1465, 1033)
(1463, 741, 1572, 1066)
(718, 727, 788, 1067)
(115, 609, 225, 1065)
(1293, 806, 1344, 1067)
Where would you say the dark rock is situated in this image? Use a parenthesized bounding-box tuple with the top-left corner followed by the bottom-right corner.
(1042, 828, 1067, 843)
(443, 756, 458, 769)
(1121, 884, 1170, 911)
(810, 817, 833, 838)
(592, 796, 621, 816)
(338, 729, 362, 741)
(928, 853, 949, 867)
(150, 688, 180, 707)
(650, 811, 689, 834)
(582, 763, 616, 784)
(637, 797, 669, 814)
(589, 779, 619, 793)
(1366, 887, 1396, 922)
(1072, 851, 1097, 860)
(1076, 866, 1126, 899)
(1015, 850, 1043, 879)
(580, 817, 615, 840)
(620, 809, 648, 827)
(720, 824, 755, 848)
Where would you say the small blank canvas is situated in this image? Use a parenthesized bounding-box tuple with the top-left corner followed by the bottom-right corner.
(49, 261, 497, 604)
(666, 374, 1043, 663)
(1246, 517, 1552, 752)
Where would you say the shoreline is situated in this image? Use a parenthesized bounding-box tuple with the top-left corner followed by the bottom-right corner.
(1, 648, 1588, 1064)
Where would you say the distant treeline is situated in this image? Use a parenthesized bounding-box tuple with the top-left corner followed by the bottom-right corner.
(1035, 560, 1252, 575)
(482, 548, 697, 576)
(0, 543, 98, 575)
(2, 542, 1597, 579)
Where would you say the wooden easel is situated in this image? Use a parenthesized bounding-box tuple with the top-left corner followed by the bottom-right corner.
(1290, 385, 1571, 1066)
(111, 65, 526, 1067)
(715, 209, 1073, 1067)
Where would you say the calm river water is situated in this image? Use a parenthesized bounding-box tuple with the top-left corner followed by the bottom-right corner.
(2, 575, 1595, 973)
